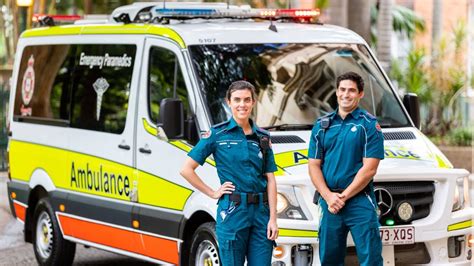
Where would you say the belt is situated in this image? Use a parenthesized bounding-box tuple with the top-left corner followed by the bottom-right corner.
(229, 192, 268, 204)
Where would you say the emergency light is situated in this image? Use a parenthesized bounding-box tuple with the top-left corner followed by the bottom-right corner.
(150, 5, 320, 22)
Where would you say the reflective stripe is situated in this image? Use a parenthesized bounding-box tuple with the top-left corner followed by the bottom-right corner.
(142, 118, 158, 136)
(22, 24, 186, 48)
(435, 154, 451, 169)
(9, 140, 192, 210)
(57, 213, 179, 264)
(447, 220, 473, 231)
(279, 228, 318, 238)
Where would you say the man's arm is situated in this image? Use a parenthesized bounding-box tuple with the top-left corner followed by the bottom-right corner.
(308, 158, 345, 212)
(340, 158, 380, 200)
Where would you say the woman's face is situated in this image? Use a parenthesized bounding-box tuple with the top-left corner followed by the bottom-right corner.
(226, 89, 255, 122)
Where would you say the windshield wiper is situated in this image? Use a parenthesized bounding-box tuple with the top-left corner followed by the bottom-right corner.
(262, 124, 314, 131)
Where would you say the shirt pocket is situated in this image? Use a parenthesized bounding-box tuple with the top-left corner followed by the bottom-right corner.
(215, 140, 243, 163)
(248, 141, 263, 170)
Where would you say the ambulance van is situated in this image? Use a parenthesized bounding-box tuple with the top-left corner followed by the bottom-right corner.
(6, 2, 473, 265)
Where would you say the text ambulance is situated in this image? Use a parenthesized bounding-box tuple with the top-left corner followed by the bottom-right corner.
(6, 2, 473, 265)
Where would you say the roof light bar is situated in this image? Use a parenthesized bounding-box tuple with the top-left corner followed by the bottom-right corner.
(151, 5, 320, 22)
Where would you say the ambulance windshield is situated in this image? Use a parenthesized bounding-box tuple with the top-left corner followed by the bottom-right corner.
(189, 43, 409, 129)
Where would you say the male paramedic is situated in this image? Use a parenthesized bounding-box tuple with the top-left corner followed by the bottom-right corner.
(308, 72, 384, 265)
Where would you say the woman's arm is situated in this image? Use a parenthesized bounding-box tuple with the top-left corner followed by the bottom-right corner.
(180, 157, 235, 199)
(266, 172, 278, 240)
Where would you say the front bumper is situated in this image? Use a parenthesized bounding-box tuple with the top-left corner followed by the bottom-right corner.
(272, 168, 473, 265)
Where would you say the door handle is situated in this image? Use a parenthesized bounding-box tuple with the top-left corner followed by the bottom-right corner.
(118, 144, 130, 150)
(139, 147, 152, 154)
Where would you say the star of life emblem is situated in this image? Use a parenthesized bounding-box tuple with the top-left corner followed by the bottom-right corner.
(93, 78, 109, 121)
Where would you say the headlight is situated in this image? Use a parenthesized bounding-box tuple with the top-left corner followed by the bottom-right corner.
(452, 176, 470, 211)
(276, 187, 307, 220)
(276, 193, 288, 213)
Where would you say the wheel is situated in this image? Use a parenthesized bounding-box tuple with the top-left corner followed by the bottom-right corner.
(33, 198, 76, 266)
(189, 222, 221, 266)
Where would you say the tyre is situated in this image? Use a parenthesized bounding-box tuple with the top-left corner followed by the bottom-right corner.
(33, 198, 76, 266)
(189, 222, 221, 266)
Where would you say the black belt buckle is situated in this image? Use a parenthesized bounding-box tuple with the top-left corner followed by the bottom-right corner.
(229, 193, 241, 203)
(247, 193, 259, 204)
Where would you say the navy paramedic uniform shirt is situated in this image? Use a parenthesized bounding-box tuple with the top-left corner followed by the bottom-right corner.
(188, 117, 278, 193)
(308, 107, 384, 190)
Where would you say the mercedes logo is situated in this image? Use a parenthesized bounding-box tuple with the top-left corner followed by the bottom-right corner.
(374, 187, 393, 217)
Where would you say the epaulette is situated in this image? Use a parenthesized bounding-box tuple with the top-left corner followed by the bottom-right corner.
(361, 111, 377, 120)
(212, 120, 230, 130)
(317, 112, 334, 122)
(256, 127, 270, 136)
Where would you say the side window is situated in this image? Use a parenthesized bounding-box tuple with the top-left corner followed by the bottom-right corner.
(148, 46, 189, 123)
(70, 44, 136, 134)
(13, 44, 137, 134)
(14, 45, 73, 124)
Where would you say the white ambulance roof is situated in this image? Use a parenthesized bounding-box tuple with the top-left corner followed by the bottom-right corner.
(168, 21, 366, 46)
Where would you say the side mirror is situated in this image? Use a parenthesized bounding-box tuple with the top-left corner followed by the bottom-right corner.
(158, 98, 184, 139)
(403, 93, 420, 129)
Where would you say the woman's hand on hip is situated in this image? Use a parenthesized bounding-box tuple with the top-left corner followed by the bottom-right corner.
(210, 182, 235, 199)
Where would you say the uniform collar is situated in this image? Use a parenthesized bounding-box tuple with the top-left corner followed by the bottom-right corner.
(334, 107, 361, 120)
(226, 117, 258, 134)
(349, 107, 362, 119)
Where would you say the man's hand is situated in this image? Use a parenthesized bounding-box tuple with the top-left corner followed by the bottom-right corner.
(325, 192, 346, 213)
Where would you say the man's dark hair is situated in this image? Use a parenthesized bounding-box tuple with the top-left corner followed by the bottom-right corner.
(336, 72, 364, 92)
(226, 80, 257, 101)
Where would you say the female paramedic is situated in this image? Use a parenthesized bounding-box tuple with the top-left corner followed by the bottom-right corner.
(180, 80, 279, 266)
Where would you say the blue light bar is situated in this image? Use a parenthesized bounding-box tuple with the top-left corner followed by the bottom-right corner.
(154, 8, 218, 16)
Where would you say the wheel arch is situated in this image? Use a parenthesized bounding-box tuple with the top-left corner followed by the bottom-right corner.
(25, 185, 48, 243)
(25, 169, 56, 243)
(179, 210, 215, 266)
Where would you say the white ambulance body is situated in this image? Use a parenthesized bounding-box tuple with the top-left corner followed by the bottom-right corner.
(6, 2, 472, 265)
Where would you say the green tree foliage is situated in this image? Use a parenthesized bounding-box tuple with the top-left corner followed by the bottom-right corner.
(392, 20, 468, 137)
(371, 4, 425, 46)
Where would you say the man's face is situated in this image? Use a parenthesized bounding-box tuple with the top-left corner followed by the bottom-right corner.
(226, 89, 255, 121)
(336, 79, 364, 113)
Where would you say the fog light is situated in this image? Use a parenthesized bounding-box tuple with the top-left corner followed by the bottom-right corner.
(273, 245, 285, 259)
(468, 234, 473, 248)
(396, 201, 414, 222)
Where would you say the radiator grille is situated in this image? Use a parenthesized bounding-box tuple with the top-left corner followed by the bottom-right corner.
(373, 181, 434, 225)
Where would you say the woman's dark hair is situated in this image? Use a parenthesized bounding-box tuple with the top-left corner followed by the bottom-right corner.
(226, 80, 257, 101)
(336, 72, 364, 92)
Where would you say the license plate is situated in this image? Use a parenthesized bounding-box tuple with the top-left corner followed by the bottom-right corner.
(379, 226, 414, 245)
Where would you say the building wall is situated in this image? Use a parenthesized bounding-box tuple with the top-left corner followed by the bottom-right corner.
(414, 0, 469, 53)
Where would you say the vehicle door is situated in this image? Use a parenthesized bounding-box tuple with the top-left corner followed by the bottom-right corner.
(134, 37, 200, 264)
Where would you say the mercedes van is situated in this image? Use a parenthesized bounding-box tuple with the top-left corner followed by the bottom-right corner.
(6, 2, 472, 265)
